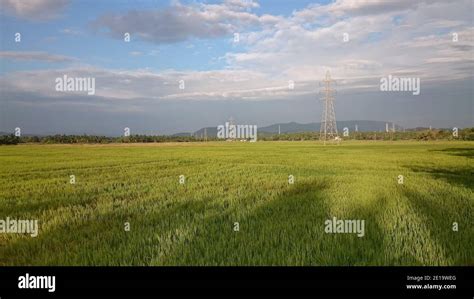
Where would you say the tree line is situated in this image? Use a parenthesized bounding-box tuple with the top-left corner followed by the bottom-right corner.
(0, 128, 473, 145)
(259, 128, 474, 141)
(0, 134, 218, 145)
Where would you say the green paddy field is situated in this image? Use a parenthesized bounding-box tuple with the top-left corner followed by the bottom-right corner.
(0, 141, 472, 266)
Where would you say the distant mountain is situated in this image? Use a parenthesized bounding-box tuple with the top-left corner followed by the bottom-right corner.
(192, 120, 403, 137)
(191, 127, 219, 138)
(0, 121, 410, 137)
(259, 120, 404, 134)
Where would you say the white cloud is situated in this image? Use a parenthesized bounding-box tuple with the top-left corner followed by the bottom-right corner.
(223, 0, 473, 89)
(0, 51, 76, 62)
(91, 0, 277, 44)
(1, 0, 473, 104)
(0, 65, 312, 102)
(60, 28, 83, 36)
(0, 0, 69, 20)
(129, 51, 143, 57)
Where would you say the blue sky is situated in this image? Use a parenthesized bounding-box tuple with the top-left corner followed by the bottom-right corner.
(1, 0, 328, 73)
(0, 0, 472, 135)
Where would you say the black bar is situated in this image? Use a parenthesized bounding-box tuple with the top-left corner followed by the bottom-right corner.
(0, 266, 472, 298)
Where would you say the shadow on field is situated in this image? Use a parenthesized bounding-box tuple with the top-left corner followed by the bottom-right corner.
(163, 179, 387, 266)
(0, 197, 212, 266)
(405, 165, 473, 190)
(432, 148, 474, 159)
(151, 180, 329, 265)
(400, 186, 474, 265)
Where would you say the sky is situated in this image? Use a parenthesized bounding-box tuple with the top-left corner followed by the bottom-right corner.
(0, 0, 473, 135)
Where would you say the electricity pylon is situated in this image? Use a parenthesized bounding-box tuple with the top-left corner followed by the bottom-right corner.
(319, 71, 338, 141)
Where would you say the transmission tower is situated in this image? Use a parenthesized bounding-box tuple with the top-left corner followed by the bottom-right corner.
(319, 71, 338, 141)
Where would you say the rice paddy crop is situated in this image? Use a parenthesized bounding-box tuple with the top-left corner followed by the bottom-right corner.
(0, 141, 472, 266)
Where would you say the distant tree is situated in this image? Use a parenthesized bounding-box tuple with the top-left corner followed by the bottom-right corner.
(0, 134, 20, 145)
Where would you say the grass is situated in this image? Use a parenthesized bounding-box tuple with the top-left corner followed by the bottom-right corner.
(0, 141, 472, 266)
